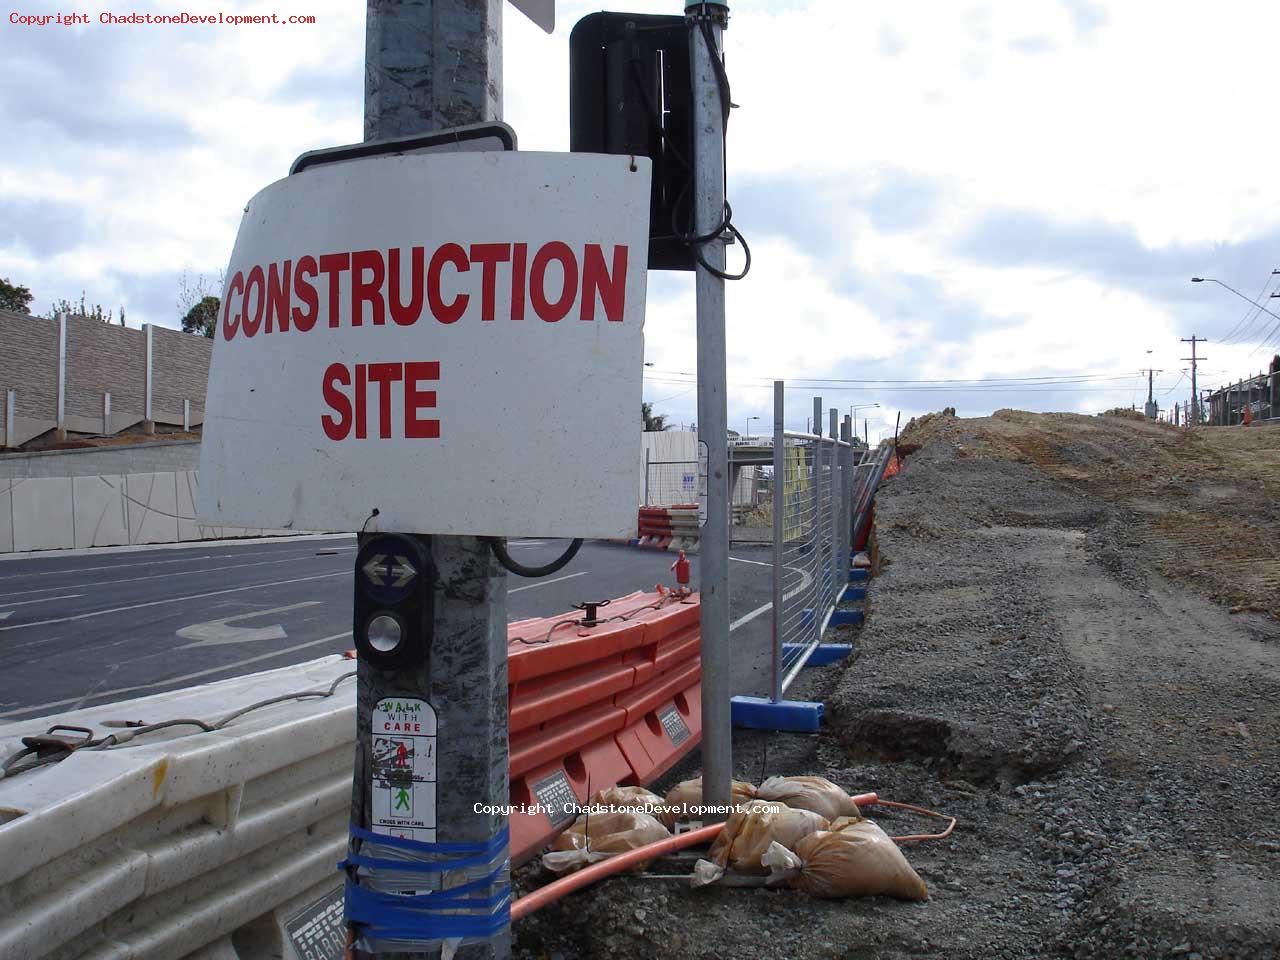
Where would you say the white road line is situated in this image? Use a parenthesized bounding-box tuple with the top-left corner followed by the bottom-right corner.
(729, 563, 813, 632)
(0, 631, 354, 720)
(508, 571, 588, 593)
(0, 544, 350, 583)
(0, 554, 347, 601)
(0, 532, 356, 564)
(0, 593, 83, 610)
(0, 553, 224, 581)
(0, 572, 348, 633)
(730, 555, 773, 568)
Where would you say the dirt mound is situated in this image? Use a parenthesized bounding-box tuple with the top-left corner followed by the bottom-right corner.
(918, 412, 1280, 618)
(826, 412, 1280, 958)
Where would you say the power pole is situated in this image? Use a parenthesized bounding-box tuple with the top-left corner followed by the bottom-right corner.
(1181, 336, 1206, 425)
(1139, 368, 1162, 419)
(351, 3, 510, 959)
(688, 0, 733, 818)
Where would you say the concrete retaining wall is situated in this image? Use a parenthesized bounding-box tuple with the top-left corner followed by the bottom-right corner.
(0, 439, 201, 479)
(0, 468, 291, 553)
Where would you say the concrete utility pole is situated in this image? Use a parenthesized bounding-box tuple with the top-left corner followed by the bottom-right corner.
(1181, 336, 1206, 425)
(353, 3, 509, 959)
(688, 0, 733, 819)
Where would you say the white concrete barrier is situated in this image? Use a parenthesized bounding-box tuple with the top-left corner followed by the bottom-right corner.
(0, 470, 299, 554)
(0, 656, 355, 960)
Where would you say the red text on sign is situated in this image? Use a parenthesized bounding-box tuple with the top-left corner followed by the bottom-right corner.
(322, 361, 440, 441)
(221, 241, 629, 340)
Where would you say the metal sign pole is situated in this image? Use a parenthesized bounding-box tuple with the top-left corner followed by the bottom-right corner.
(687, 0, 732, 818)
(352, 3, 509, 958)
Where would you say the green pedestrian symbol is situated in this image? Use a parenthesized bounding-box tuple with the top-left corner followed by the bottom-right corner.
(395, 788, 411, 811)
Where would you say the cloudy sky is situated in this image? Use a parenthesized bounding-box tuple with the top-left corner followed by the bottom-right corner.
(4, 0, 1280, 440)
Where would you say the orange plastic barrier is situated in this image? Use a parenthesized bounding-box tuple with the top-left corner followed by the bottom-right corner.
(506, 591, 702, 864)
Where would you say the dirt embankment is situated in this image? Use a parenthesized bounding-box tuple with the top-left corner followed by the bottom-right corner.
(514, 413, 1280, 960)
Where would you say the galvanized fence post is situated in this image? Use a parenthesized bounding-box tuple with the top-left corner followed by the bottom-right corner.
(827, 408, 840, 625)
(644, 446, 651, 506)
(771, 380, 785, 703)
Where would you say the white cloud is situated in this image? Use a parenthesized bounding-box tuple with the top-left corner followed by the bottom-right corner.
(2, 0, 1277, 435)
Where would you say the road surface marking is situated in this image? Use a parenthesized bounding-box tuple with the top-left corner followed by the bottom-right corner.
(0, 532, 356, 565)
(0, 612, 9, 621)
(177, 601, 324, 648)
(0, 543, 351, 583)
(729, 564, 813, 632)
(0, 554, 345, 601)
(0, 593, 83, 613)
(0, 571, 347, 633)
(729, 555, 772, 568)
(0, 630, 354, 720)
(509, 571, 588, 594)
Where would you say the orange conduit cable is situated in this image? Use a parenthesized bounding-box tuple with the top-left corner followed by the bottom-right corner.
(512, 822, 722, 921)
(510, 792, 882, 921)
(870, 798, 957, 843)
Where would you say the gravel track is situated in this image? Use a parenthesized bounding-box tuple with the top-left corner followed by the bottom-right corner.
(513, 412, 1280, 960)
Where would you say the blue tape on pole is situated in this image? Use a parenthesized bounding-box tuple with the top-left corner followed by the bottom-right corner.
(349, 824, 509, 857)
(342, 826, 510, 946)
(344, 882, 511, 941)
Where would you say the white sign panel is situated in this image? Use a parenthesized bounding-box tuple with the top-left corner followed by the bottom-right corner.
(371, 697, 437, 842)
(199, 152, 651, 537)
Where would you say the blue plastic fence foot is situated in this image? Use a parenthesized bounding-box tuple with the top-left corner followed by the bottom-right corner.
(782, 642, 853, 667)
(830, 609, 865, 626)
(842, 585, 867, 602)
(731, 695, 824, 732)
(848, 567, 870, 582)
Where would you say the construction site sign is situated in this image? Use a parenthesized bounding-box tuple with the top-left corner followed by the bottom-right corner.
(370, 697, 437, 842)
(199, 151, 651, 537)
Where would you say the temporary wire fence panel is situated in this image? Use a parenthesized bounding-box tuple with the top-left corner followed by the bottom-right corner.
(773, 432, 853, 697)
(643, 459, 761, 509)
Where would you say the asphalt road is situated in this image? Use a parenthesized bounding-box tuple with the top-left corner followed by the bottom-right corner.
(0, 537, 777, 721)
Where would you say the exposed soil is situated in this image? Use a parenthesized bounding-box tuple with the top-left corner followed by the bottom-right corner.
(513, 413, 1280, 960)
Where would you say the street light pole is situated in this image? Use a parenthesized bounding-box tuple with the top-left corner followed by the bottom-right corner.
(1191, 276, 1280, 325)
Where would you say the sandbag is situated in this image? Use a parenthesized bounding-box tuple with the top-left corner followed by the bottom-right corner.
(590, 785, 666, 819)
(541, 809, 670, 875)
(755, 775, 863, 821)
(762, 818, 928, 901)
(661, 778, 759, 827)
(692, 799, 829, 887)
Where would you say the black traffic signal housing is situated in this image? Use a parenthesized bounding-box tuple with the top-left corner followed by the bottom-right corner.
(354, 533, 435, 670)
(570, 12, 694, 271)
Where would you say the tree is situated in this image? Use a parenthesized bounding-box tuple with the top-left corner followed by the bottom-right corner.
(177, 270, 222, 338)
(642, 401, 669, 432)
(182, 296, 220, 338)
(0, 277, 34, 313)
(48, 293, 122, 324)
